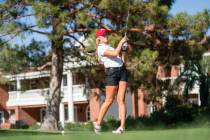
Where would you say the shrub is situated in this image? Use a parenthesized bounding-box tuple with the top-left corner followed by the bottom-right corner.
(29, 123, 41, 130)
(149, 106, 194, 125)
(64, 122, 93, 131)
(64, 105, 210, 131)
(102, 116, 119, 131)
(15, 120, 29, 129)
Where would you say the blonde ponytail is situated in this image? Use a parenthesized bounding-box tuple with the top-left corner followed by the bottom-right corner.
(95, 38, 102, 64)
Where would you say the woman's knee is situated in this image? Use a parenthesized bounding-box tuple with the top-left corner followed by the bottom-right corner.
(117, 98, 125, 105)
(105, 98, 114, 106)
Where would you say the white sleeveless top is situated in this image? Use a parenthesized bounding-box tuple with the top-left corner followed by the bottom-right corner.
(97, 43, 123, 68)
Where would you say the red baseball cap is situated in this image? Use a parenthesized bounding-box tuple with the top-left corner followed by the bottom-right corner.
(95, 28, 107, 37)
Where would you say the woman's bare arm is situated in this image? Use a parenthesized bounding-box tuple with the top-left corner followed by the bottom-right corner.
(103, 36, 127, 57)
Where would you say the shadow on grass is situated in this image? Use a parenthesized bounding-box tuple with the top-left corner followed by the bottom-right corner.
(0, 129, 61, 137)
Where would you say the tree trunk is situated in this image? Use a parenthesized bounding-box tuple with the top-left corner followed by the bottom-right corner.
(41, 41, 63, 131)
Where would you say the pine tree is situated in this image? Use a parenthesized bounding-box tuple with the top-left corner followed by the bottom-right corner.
(0, 0, 94, 130)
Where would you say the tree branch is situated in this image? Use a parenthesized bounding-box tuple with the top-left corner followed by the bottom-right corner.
(88, 13, 157, 32)
(67, 34, 85, 48)
(27, 28, 50, 35)
(67, 28, 91, 33)
(37, 62, 52, 71)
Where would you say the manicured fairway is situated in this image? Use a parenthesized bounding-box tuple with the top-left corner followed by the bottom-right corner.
(0, 127, 209, 140)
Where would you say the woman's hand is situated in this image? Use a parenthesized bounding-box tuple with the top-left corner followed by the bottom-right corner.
(119, 36, 127, 45)
(103, 36, 128, 57)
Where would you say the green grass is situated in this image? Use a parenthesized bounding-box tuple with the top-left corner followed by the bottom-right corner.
(0, 127, 210, 140)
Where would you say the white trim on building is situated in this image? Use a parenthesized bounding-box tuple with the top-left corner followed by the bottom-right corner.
(203, 52, 210, 56)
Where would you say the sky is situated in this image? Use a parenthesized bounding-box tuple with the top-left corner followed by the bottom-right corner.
(11, 0, 210, 46)
(170, 0, 210, 15)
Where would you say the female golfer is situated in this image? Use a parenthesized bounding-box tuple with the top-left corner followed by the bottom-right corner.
(93, 28, 128, 134)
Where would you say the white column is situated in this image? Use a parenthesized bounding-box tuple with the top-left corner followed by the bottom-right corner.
(162, 91, 167, 106)
(67, 71, 74, 122)
(16, 79, 21, 100)
(59, 102, 65, 128)
(149, 102, 153, 115)
(180, 63, 184, 73)
(198, 92, 201, 106)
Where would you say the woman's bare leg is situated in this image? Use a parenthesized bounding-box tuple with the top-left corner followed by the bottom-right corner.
(117, 81, 127, 129)
(96, 86, 118, 125)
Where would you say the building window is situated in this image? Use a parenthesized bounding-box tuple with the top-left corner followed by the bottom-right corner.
(73, 72, 85, 85)
(8, 81, 17, 91)
(74, 106, 78, 122)
(40, 77, 50, 89)
(0, 111, 4, 124)
(21, 79, 33, 90)
(21, 77, 50, 90)
(30, 80, 37, 89)
(64, 107, 68, 121)
(40, 108, 46, 122)
(63, 75, 67, 86)
(86, 106, 90, 121)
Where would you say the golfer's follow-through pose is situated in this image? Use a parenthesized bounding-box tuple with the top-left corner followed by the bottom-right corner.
(93, 28, 128, 134)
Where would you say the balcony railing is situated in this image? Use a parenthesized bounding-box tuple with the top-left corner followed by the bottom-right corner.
(7, 85, 88, 106)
